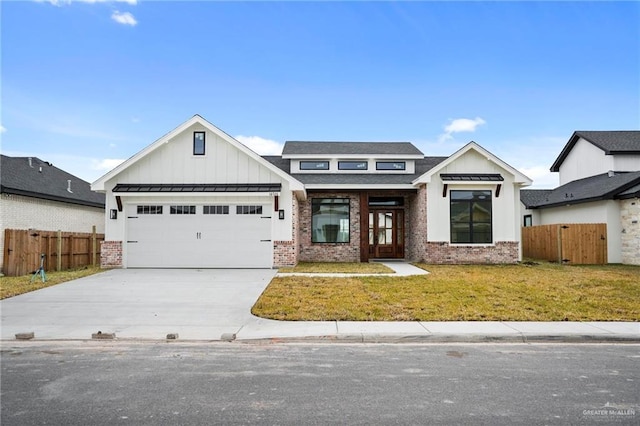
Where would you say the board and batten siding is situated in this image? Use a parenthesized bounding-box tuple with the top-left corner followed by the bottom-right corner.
(426, 148, 521, 244)
(558, 138, 614, 185)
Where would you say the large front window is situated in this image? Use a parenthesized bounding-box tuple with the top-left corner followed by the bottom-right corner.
(312, 198, 350, 243)
(450, 190, 492, 243)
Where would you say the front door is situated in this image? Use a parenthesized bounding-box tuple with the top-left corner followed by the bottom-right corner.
(369, 209, 404, 258)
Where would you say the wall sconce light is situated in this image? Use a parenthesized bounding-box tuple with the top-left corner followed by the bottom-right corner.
(279, 210, 285, 220)
(110, 209, 118, 219)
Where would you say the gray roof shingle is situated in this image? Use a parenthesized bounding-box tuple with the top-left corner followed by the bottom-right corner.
(520, 189, 553, 208)
(282, 141, 424, 156)
(551, 131, 640, 172)
(525, 171, 640, 208)
(0, 155, 105, 208)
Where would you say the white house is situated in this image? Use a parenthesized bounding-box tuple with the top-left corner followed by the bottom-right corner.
(521, 131, 640, 264)
(92, 115, 532, 269)
(0, 155, 106, 274)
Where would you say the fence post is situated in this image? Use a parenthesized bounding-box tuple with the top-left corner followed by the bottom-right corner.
(57, 230, 62, 271)
(92, 226, 97, 267)
(557, 225, 563, 264)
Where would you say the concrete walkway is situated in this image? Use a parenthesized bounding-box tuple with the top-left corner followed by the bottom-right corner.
(1, 264, 638, 343)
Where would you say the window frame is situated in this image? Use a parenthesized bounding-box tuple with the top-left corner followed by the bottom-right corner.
(300, 161, 330, 171)
(137, 205, 163, 215)
(193, 131, 206, 156)
(236, 205, 263, 215)
(523, 214, 533, 227)
(449, 190, 493, 244)
(338, 161, 368, 171)
(311, 198, 350, 243)
(203, 205, 229, 215)
(376, 161, 406, 171)
(170, 205, 196, 215)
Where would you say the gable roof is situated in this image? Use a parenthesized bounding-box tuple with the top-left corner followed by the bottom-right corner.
(1, 155, 105, 208)
(525, 171, 640, 209)
(550, 131, 640, 172)
(92, 115, 305, 193)
(282, 141, 424, 158)
(412, 141, 532, 186)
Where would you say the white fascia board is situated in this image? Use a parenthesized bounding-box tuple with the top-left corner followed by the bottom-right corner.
(412, 141, 533, 186)
(283, 154, 424, 160)
(304, 184, 416, 190)
(92, 114, 305, 193)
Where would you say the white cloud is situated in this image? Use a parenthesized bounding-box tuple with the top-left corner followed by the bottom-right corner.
(111, 11, 137, 26)
(439, 117, 486, 142)
(518, 165, 558, 189)
(235, 135, 284, 155)
(0, 125, 6, 133)
(40, 0, 137, 5)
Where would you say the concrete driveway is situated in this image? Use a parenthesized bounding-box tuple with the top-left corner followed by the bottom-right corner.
(0, 268, 276, 340)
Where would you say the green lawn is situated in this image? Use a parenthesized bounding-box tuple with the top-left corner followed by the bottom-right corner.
(0, 266, 104, 299)
(253, 262, 640, 321)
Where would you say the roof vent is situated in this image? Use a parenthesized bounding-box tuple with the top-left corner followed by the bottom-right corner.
(608, 170, 615, 177)
(28, 157, 33, 168)
(67, 180, 73, 193)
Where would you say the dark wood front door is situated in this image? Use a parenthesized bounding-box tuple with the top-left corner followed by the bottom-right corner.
(369, 209, 404, 258)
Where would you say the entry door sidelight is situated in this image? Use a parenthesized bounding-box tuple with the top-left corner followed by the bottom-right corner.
(369, 209, 404, 258)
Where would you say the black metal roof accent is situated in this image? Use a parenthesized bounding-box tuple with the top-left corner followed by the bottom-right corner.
(440, 173, 504, 182)
(0, 155, 105, 208)
(112, 183, 282, 193)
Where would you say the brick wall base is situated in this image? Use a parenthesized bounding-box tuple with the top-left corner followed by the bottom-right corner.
(423, 241, 520, 264)
(273, 241, 296, 267)
(100, 240, 123, 268)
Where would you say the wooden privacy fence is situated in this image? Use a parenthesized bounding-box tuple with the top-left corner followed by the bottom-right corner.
(522, 223, 607, 265)
(3, 228, 104, 277)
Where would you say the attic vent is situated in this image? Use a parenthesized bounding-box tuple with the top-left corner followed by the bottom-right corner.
(608, 170, 615, 177)
(67, 180, 73, 193)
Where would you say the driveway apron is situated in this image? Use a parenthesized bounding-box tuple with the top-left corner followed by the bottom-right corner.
(0, 269, 277, 340)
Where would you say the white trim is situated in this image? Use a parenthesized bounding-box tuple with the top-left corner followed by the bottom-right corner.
(304, 184, 416, 190)
(92, 115, 305, 194)
(283, 153, 424, 160)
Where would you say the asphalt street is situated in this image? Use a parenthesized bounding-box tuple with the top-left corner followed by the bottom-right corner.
(1, 342, 638, 425)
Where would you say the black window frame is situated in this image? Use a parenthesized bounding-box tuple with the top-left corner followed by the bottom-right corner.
(450, 190, 493, 244)
(137, 205, 163, 215)
(300, 161, 330, 171)
(376, 161, 406, 171)
(170, 205, 196, 215)
(523, 214, 533, 227)
(236, 205, 263, 215)
(193, 131, 206, 156)
(311, 198, 350, 243)
(203, 205, 229, 215)
(338, 161, 368, 171)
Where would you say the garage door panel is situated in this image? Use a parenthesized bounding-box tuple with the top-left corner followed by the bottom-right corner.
(126, 204, 272, 268)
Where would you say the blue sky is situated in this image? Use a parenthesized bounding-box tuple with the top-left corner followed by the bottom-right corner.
(2, 1, 638, 188)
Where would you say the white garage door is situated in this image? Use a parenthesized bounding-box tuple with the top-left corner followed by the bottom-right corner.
(126, 203, 272, 268)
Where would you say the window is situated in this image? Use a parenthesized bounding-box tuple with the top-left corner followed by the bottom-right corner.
(523, 215, 533, 227)
(237, 205, 263, 215)
(193, 131, 205, 155)
(170, 205, 196, 215)
(338, 161, 368, 170)
(312, 198, 350, 243)
(204, 205, 229, 215)
(450, 190, 492, 243)
(300, 161, 329, 171)
(369, 197, 404, 207)
(137, 205, 163, 215)
(376, 161, 406, 171)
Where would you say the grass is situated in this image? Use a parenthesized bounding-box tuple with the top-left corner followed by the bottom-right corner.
(278, 262, 394, 274)
(252, 262, 640, 321)
(0, 266, 104, 299)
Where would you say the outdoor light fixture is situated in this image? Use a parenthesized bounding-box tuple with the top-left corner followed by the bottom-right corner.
(279, 210, 285, 220)
(110, 209, 118, 219)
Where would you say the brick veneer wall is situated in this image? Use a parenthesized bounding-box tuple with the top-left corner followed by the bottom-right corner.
(406, 185, 427, 262)
(298, 193, 360, 262)
(424, 241, 519, 264)
(100, 241, 123, 268)
(620, 198, 640, 265)
(273, 196, 299, 267)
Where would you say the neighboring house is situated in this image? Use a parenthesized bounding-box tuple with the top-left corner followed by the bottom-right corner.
(92, 115, 532, 269)
(521, 131, 640, 264)
(0, 155, 106, 273)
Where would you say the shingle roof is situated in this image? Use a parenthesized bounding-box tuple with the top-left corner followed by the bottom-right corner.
(520, 189, 553, 208)
(262, 156, 447, 186)
(551, 131, 640, 172)
(525, 171, 640, 209)
(0, 155, 105, 208)
(282, 141, 424, 156)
